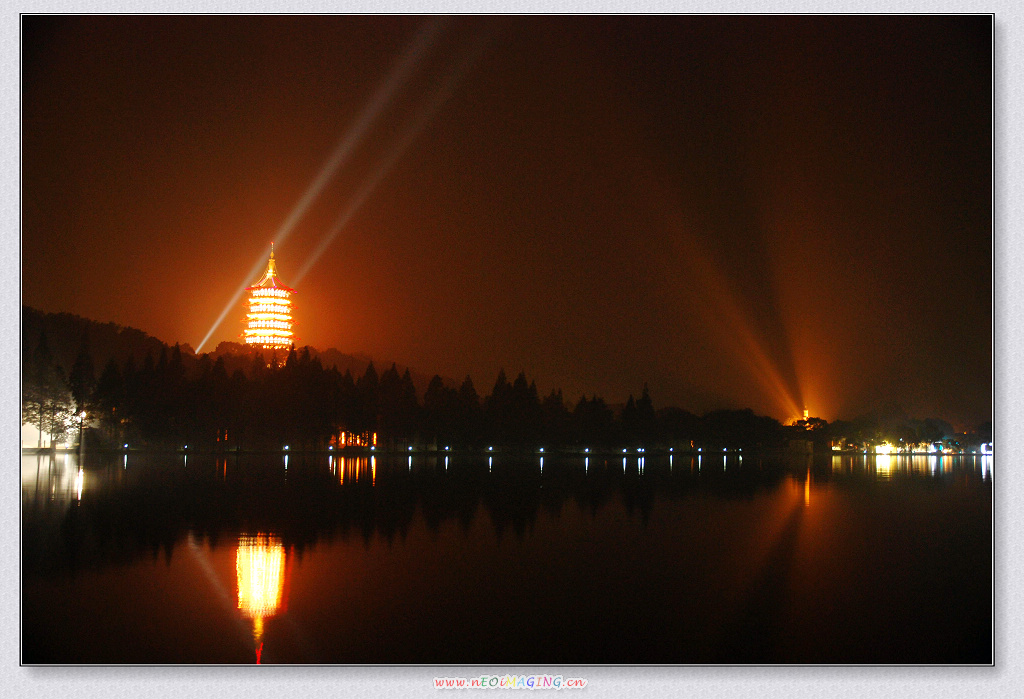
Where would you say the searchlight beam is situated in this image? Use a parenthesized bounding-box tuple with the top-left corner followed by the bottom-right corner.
(195, 19, 445, 352)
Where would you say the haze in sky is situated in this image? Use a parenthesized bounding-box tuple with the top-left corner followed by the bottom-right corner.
(22, 15, 991, 427)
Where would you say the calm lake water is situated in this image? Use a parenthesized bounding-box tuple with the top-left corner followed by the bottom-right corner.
(21, 450, 991, 664)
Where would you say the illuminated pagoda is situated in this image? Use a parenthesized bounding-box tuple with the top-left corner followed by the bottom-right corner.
(244, 243, 296, 349)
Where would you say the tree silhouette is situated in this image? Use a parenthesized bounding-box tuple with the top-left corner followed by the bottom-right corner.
(456, 376, 481, 445)
(68, 332, 96, 416)
(541, 388, 570, 445)
(23, 331, 74, 447)
(94, 358, 124, 444)
(25, 310, 986, 454)
(621, 394, 638, 442)
(636, 383, 657, 444)
(354, 362, 379, 436)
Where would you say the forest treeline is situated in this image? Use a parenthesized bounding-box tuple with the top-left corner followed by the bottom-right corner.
(22, 308, 991, 451)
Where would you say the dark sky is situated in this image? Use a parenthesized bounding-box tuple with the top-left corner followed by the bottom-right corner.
(22, 15, 991, 427)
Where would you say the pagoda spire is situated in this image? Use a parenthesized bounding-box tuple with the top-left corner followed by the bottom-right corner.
(254, 242, 282, 287)
(265, 242, 278, 279)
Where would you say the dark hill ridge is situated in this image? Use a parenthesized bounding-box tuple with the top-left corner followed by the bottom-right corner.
(22, 308, 984, 452)
(23, 306, 181, 378)
(22, 306, 448, 395)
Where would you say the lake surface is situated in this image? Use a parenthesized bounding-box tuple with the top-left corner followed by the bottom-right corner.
(21, 450, 991, 664)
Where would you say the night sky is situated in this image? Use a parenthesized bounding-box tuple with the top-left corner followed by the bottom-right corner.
(21, 15, 991, 427)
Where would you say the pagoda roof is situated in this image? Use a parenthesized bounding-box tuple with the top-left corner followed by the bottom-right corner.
(246, 278, 296, 293)
(246, 244, 296, 293)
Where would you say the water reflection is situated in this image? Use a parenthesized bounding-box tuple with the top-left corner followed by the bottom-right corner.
(827, 453, 992, 482)
(21, 450, 991, 664)
(20, 450, 993, 579)
(236, 534, 288, 664)
(336, 456, 375, 484)
(22, 452, 84, 505)
(875, 454, 893, 479)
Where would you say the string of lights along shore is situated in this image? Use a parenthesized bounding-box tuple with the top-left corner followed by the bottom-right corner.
(243, 244, 296, 349)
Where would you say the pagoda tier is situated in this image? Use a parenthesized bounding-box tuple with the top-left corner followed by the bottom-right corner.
(244, 244, 296, 349)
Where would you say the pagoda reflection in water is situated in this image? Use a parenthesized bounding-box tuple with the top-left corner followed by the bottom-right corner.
(235, 533, 289, 664)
